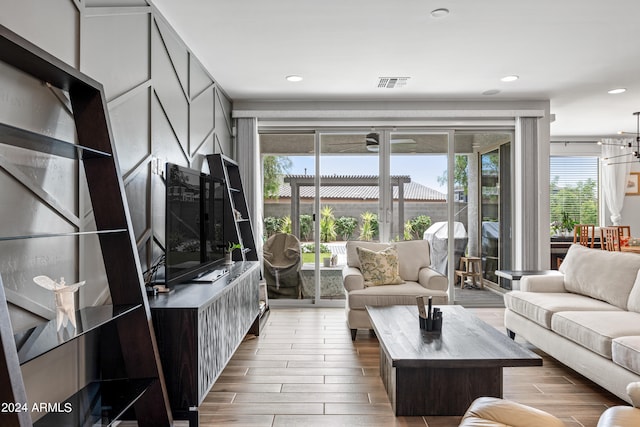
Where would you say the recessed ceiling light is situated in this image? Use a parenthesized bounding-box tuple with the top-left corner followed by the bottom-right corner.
(501, 75, 519, 82)
(430, 8, 449, 18)
(608, 88, 626, 94)
(286, 75, 303, 82)
(483, 89, 501, 96)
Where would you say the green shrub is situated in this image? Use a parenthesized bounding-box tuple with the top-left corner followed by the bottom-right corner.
(403, 221, 413, 241)
(263, 216, 282, 238)
(359, 211, 378, 241)
(408, 215, 432, 240)
(335, 216, 358, 240)
(299, 214, 313, 241)
(320, 206, 337, 242)
(301, 243, 331, 253)
(279, 215, 292, 234)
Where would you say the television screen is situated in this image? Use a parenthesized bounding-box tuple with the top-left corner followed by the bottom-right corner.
(165, 163, 225, 286)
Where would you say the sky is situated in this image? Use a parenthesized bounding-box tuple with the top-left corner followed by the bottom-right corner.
(286, 154, 449, 192)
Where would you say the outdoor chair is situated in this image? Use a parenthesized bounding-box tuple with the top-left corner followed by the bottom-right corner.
(263, 233, 303, 299)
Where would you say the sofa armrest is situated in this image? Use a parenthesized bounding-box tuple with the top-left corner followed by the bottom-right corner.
(520, 274, 566, 293)
(342, 266, 365, 292)
(418, 267, 448, 292)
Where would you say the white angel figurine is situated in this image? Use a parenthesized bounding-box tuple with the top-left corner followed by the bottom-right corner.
(33, 276, 86, 331)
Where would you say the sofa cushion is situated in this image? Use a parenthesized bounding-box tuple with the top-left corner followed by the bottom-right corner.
(347, 281, 447, 310)
(504, 291, 622, 329)
(551, 311, 640, 359)
(560, 244, 640, 309)
(346, 241, 391, 269)
(612, 336, 640, 375)
(394, 239, 431, 281)
(356, 246, 404, 286)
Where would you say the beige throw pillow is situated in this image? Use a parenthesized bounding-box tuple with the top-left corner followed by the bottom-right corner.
(356, 246, 404, 287)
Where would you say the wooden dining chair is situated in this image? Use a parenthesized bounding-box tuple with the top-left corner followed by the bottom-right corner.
(618, 225, 632, 238)
(573, 224, 595, 248)
(600, 226, 621, 251)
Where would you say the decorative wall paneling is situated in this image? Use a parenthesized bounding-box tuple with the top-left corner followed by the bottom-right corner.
(0, 70, 81, 332)
(0, 0, 234, 420)
(215, 88, 234, 157)
(1, 0, 80, 69)
(79, 3, 234, 276)
(0, 278, 30, 427)
(0, 23, 173, 425)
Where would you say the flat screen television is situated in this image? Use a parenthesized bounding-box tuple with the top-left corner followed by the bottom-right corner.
(165, 163, 225, 286)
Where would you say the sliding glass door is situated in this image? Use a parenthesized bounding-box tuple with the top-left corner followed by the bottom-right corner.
(317, 132, 379, 301)
(260, 128, 513, 305)
(261, 132, 315, 302)
(479, 140, 512, 290)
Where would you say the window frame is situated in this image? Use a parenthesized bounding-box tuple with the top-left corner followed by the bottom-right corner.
(549, 142, 602, 228)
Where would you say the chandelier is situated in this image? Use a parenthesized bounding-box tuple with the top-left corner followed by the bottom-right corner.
(601, 111, 640, 165)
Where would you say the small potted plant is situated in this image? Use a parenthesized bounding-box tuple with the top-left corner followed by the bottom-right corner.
(225, 242, 242, 264)
(560, 212, 576, 236)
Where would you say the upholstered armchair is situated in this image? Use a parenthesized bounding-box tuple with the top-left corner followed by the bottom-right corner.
(342, 239, 448, 340)
(459, 382, 640, 427)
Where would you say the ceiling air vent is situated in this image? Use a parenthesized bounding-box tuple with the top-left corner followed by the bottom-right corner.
(377, 77, 410, 89)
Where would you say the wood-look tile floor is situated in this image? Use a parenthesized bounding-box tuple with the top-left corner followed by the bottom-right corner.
(196, 307, 625, 427)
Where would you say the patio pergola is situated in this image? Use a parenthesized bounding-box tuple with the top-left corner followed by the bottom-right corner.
(283, 174, 411, 238)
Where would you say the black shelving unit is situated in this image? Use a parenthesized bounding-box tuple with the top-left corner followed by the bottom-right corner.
(33, 378, 154, 427)
(0, 24, 172, 427)
(207, 154, 258, 262)
(15, 304, 139, 365)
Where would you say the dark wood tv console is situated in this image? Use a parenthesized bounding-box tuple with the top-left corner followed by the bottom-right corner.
(149, 261, 261, 426)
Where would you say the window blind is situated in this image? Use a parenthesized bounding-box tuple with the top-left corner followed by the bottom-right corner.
(550, 156, 599, 226)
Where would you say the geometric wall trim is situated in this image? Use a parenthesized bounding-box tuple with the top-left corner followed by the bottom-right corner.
(155, 17, 189, 99)
(152, 22, 189, 152)
(2, 1, 234, 411)
(190, 55, 214, 100)
(2, 0, 233, 326)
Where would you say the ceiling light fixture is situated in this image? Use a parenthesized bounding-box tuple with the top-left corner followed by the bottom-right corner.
(286, 75, 303, 82)
(501, 75, 519, 82)
(483, 89, 500, 96)
(608, 88, 626, 94)
(430, 8, 449, 18)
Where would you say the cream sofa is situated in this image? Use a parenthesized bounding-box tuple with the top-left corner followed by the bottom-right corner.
(342, 239, 448, 340)
(504, 243, 640, 403)
(459, 382, 640, 427)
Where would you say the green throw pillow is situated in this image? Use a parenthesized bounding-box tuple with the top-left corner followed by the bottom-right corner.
(356, 246, 404, 287)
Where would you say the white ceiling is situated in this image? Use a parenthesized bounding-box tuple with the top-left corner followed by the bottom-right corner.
(151, 0, 640, 138)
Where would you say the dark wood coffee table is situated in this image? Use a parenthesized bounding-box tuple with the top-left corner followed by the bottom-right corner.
(366, 305, 542, 416)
